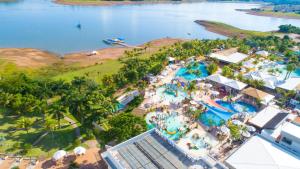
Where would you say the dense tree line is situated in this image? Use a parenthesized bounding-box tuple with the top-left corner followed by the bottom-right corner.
(279, 24, 300, 34)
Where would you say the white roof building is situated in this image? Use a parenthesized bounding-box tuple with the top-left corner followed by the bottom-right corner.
(225, 135, 300, 169)
(255, 50, 269, 57)
(244, 71, 283, 89)
(117, 90, 140, 106)
(248, 106, 285, 129)
(280, 122, 300, 154)
(206, 74, 247, 91)
(277, 78, 300, 91)
(209, 49, 248, 64)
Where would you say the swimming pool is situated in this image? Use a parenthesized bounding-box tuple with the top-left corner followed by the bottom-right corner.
(160, 115, 186, 140)
(200, 101, 256, 127)
(156, 84, 187, 103)
(145, 112, 186, 140)
(279, 66, 300, 78)
(176, 62, 208, 81)
(261, 62, 300, 78)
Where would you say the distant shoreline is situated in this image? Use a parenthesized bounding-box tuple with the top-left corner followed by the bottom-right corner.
(54, 0, 187, 6)
(237, 9, 300, 20)
(0, 38, 184, 69)
(194, 20, 272, 38)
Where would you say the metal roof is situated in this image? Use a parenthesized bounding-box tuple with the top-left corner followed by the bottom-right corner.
(263, 113, 289, 129)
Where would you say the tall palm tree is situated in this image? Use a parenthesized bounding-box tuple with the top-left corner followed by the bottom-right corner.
(49, 102, 66, 128)
(186, 80, 197, 98)
(17, 117, 33, 134)
(44, 118, 56, 139)
(285, 63, 296, 80)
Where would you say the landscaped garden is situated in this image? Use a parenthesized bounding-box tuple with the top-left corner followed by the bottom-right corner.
(0, 27, 299, 161)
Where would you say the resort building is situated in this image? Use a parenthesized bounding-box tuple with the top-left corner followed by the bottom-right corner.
(241, 87, 275, 106)
(209, 48, 248, 64)
(116, 90, 140, 106)
(244, 71, 282, 89)
(255, 50, 269, 57)
(248, 105, 287, 130)
(277, 77, 300, 91)
(101, 129, 225, 169)
(206, 74, 247, 96)
(225, 135, 300, 169)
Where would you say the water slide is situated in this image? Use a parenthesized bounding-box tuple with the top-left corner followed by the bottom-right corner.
(202, 97, 233, 113)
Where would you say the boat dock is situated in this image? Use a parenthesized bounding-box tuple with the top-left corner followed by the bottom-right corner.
(115, 42, 141, 48)
(103, 38, 142, 48)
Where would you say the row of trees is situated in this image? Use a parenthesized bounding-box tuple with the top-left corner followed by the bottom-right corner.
(279, 24, 300, 34)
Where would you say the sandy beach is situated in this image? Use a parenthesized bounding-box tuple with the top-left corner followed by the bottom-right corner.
(0, 38, 184, 68)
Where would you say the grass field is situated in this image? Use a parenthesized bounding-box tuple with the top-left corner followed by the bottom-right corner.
(53, 59, 123, 83)
(195, 20, 272, 38)
(0, 108, 78, 158)
(261, 10, 300, 18)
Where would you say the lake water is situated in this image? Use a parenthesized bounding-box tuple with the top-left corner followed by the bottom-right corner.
(1, 0, 300, 54)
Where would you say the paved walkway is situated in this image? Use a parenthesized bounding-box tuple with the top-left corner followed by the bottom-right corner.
(64, 116, 81, 138)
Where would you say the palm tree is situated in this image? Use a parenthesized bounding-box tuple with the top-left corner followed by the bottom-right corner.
(0, 92, 12, 108)
(44, 118, 56, 139)
(186, 80, 197, 98)
(49, 102, 66, 128)
(16, 117, 33, 134)
(285, 63, 296, 80)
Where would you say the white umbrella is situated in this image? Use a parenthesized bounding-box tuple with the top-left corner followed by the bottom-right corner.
(220, 126, 230, 135)
(242, 131, 251, 138)
(190, 100, 198, 105)
(246, 125, 256, 132)
(232, 120, 243, 126)
(211, 91, 220, 96)
(205, 84, 212, 88)
(74, 146, 86, 155)
(53, 150, 67, 161)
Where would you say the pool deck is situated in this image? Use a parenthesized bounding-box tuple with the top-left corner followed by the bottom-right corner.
(177, 127, 219, 159)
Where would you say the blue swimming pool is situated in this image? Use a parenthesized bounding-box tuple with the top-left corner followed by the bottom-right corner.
(156, 84, 187, 103)
(115, 103, 126, 112)
(146, 112, 186, 140)
(200, 101, 256, 127)
(176, 62, 208, 81)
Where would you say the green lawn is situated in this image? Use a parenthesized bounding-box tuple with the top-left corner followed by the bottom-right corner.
(0, 108, 78, 158)
(196, 20, 272, 38)
(260, 10, 300, 19)
(53, 59, 123, 83)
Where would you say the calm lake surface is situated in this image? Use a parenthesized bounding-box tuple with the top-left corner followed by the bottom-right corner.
(1, 0, 300, 54)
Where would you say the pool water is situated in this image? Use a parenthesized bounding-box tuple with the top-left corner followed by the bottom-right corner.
(176, 62, 208, 81)
(264, 62, 300, 78)
(156, 84, 187, 103)
(186, 134, 207, 149)
(216, 100, 257, 113)
(272, 62, 300, 78)
(160, 115, 186, 140)
(200, 101, 256, 127)
(145, 112, 186, 140)
(280, 67, 300, 78)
